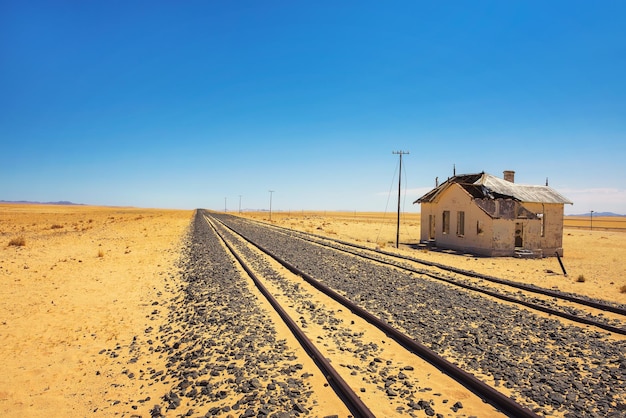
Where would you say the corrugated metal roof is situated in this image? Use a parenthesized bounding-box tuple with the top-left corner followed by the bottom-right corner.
(479, 174, 573, 204)
(415, 172, 573, 205)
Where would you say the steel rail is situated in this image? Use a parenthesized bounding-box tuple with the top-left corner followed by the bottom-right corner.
(305, 231, 626, 316)
(237, 215, 626, 322)
(208, 213, 540, 418)
(276, 229, 626, 335)
(238, 214, 626, 316)
(203, 215, 376, 418)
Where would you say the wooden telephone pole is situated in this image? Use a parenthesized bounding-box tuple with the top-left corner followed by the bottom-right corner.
(392, 151, 409, 248)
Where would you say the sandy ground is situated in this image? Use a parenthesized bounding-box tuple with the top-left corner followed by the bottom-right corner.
(0, 204, 193, 417)
(1, 205, 624, 417)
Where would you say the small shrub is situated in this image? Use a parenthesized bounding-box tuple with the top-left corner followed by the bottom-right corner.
(8, 236, 26, 247)
(576, 274, 586, 283)
(620, 284, 626, 294)
(50, 224, 64, 229)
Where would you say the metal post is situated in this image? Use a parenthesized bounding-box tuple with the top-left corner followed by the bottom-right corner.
(555, 251, 567, 276)
(239, 195, 242, 214)
(590, 210, 594, 231)
(224, 197, 227, 212)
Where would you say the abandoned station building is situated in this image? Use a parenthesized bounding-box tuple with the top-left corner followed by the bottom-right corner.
(414, 170, 573, 257)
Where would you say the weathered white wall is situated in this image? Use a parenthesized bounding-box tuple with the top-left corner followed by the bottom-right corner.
(522, 202, 565, 256)
(420, 185, 494, 255)
(419, 185, 566, 257)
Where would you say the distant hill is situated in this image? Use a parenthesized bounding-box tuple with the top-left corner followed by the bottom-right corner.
(567, 212, 625, 217)
(0, 200, 85, 206)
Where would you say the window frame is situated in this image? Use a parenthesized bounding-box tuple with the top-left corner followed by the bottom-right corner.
(442, 210, 450, 235)
(457, 211, 465, 236)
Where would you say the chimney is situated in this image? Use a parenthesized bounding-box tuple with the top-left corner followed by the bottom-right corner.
(503, 170, 515, 183)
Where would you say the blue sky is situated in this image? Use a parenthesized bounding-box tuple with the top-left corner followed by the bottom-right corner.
(2, 1, 625, 214)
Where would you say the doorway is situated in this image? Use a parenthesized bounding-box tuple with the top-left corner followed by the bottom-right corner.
(515, 222, 523, 247)
(429, 215, 435, 240)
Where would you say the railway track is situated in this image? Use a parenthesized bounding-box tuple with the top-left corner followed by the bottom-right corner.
(207, 211, 626, 417)
(234, 213, 626, 335)
(204, 213, 535, 417)
(203, 215, 375, 417)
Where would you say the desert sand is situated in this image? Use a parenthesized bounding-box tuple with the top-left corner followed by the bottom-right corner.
(1, 205, 624, 416)
(0, 204, 193, 416)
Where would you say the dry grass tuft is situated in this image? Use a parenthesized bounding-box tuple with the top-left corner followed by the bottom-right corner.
(8, 236, 26, 247)
(576, 274, 586, 283)
(620, 284, 626, 294)
(97, 249, 104, 258)
(50, 224, 64, 229)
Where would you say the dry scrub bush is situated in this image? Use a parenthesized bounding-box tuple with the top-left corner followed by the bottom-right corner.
(97, 249, 104, 258)
(576, 274, 586, 283)
(8, 236, 26, 247)
(50, 224, 64, 229)
(620, 285, 626, 294)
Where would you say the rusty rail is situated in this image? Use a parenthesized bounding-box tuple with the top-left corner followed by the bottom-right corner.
(209, 213, 540, 418)
(251, 216, 626, 318)
(204, 215, 376, 418)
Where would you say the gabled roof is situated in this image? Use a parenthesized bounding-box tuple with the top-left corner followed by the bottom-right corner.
(414, 172, 573, 205)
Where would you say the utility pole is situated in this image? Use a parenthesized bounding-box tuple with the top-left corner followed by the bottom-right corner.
(224, 197, 227, 212)
(239, 195, 242, 214)
(392, 151, 409, 248)
(269, 190, 274, 221)
(590, 210, 594, 231)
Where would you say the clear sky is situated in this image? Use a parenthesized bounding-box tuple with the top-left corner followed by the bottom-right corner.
(2, 1, 625, 215)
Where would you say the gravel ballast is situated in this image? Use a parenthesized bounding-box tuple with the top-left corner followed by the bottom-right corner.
(213, 213, 626, 418)
(139, 211, 320, 417)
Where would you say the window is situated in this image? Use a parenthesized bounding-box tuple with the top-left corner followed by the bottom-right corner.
(457, 211, 465, 236)
(442, 211, 450, 234)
